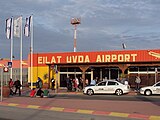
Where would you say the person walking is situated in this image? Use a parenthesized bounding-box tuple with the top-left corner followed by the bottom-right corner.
(8, 78, 14, 95)
(74, 77, 80, 92)
(79, 77, 83, 90)
(66, 76, 70, 91)
(14, 79, 22, 96)
(135, 76, 141, 91)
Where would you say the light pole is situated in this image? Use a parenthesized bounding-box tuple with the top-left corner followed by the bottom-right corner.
(71, 18, 81, 52)
(0, 64, 4, 102)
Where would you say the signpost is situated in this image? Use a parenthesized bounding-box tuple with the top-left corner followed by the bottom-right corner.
(8, 62, 12, 68)
(3, 66, 9, 72)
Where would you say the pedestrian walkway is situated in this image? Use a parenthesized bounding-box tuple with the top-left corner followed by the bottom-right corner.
(0, 87, 160, 120)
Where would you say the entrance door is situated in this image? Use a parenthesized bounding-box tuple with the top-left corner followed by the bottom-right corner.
(60, 74, 67, 87)
(60, 72, 91, 87)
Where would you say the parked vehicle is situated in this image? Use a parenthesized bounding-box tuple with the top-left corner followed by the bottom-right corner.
(140, 81, 160, 96)
(83, 80, 130, 96)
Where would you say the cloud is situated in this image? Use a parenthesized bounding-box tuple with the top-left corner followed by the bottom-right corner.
(0, 0, 160, 59)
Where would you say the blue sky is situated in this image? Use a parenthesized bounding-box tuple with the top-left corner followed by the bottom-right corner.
(0, 0, 160, 59)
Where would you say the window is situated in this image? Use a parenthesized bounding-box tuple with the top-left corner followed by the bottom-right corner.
(98, 81, 106, 86)
(139, 67, 147, 71)
(107, 81, 117, 86)
(129, 67, 138, 72)
(155, 83, 160, 87)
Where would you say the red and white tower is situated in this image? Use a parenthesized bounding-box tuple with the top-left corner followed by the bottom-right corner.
(71, 18, 81, 52)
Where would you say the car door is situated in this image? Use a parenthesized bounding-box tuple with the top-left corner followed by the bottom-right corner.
(105, 81, 118, 94)
(153, 82, 160, 94)
(94, 81, 107, 94)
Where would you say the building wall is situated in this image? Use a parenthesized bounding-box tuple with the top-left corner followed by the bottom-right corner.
(28, 66, 56, 88)
(28, 49, 160, 88)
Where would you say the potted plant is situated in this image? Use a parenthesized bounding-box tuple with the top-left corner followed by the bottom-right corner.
(2, 83, 10, 97)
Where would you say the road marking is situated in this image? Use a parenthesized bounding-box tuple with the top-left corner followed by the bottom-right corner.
(109, 112, 129, 118)
(50, 107, 64, 111)
(8, 103, 18, 106)
(93, 111, 111, 115)
(128, 114, 149, 119)
(77, 109, 94, 114)
(149, 115, 160, 120)
(27, 105, 40, 109)
(63, 108, 77, 112)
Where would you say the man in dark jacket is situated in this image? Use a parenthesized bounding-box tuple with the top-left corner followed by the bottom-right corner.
(14, 79, 22, 96)
(51, 78, 55, 90)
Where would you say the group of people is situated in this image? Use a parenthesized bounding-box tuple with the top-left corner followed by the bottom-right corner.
(30, 88, 49, 98)
(65, 75, 142, 92)
(9, 78, 22, 96)
(66, 76, 83, 92)
(36, 77, 55, 90)
(66, 76, 101, 92)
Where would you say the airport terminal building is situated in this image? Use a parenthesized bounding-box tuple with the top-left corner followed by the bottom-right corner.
(29, 49, 160, 88)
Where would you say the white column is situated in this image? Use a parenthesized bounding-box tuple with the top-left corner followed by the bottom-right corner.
(20, 16, 23, 88)
(10, 17, 13, 79)
(91, 69, 93, 80)
(74, 25, 77, 52)
(100, 69, 103, 81)
(155, 68, 157, 83)
(109, 68, 111, 79)
(30, 15, 33, 89)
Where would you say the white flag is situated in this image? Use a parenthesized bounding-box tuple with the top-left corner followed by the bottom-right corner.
(24, 16, 32, 37)
(14, 17, 22, 38)
(6, 18, 12, 39)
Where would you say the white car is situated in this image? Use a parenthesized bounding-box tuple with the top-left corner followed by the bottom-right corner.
(140, 81, 160, 96)
(83, 80, 130, 96)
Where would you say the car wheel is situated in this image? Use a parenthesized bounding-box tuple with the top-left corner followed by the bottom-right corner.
(115, 89, 123, 96)
(87, 89, 94, 96)
(144, 89, 152, 96)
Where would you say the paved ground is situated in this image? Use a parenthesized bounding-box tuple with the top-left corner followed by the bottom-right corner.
(0, 87, 160, 120)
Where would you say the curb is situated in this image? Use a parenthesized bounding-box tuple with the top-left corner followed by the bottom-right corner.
(0, 102, 159, 120)
(51, 92, 137, 96)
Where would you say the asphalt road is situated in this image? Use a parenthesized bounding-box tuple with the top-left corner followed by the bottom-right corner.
(0, 106, 139, 120)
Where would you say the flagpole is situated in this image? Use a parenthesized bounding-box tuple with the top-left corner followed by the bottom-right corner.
(20, 16, 23, 88)
(30, 15, 33, 89)
(10, 17, 13, 79)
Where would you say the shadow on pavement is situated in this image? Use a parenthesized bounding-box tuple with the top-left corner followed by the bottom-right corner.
(135, 92, 160, 106)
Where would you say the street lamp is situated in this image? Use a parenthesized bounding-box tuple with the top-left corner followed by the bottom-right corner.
(71, 18, 81, 52)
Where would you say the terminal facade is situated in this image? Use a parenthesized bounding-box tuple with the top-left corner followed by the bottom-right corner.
(29, 49, 160, 88)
